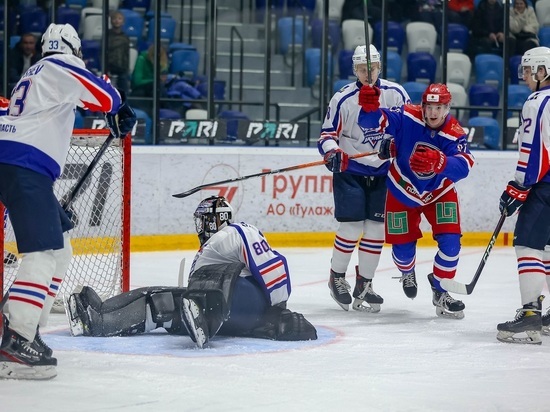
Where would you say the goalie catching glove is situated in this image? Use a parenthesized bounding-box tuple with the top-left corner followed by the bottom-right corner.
(409, 146, 447, 174)
(105, 90, 137, 138)
(499, 180, 530, 216)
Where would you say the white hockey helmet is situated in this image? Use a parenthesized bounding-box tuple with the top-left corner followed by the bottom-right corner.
(41, 23, 82, 58)
(352, 44, 381, 78)
(518, 46, 550, 82)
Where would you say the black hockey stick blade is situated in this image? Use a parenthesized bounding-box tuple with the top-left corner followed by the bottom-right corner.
(440, 212, 507, 295)
(172, 150, 379, 199)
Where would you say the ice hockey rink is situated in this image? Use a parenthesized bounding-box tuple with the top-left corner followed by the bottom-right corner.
(3, 245, 550, 412)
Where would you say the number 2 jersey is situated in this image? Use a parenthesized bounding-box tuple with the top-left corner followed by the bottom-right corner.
(515, 85, 550, 187)
(318, 78, 410, 176)
(190, 222, 291, 306)
(0, 53, 123, 181)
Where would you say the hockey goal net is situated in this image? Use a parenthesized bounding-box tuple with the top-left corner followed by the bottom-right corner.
(1, 129, 131, 311)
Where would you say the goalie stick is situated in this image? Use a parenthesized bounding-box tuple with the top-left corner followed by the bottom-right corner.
(172, 150, 379, 199)
(363, 0, 373, 85)
(440, 211, 507, 295)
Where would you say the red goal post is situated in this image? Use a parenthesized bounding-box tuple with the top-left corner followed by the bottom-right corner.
(1, 128, 131, 311)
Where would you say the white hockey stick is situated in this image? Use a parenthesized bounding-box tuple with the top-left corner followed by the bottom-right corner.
(178, 258, 186, 287)
(440, 211, 506, 295)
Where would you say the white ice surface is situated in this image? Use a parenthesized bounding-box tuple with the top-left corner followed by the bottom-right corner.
(2, 246, 550, 412)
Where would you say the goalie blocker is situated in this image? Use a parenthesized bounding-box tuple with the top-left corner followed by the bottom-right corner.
(65, 262, 317, 348)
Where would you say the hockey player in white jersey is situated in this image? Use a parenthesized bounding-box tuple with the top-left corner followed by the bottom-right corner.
(497, 47, 550, 345)
(318, 44, 411, 313)
(64, 196, 317, 349)
(0, 23, 136, 380)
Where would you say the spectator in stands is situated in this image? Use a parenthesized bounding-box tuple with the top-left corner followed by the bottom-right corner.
(131, 44, 169, 113)
(107, 11, 131, 94)
(415, 0, 443, 28)
(469, 0, 516, 58)
(447, 0, 474, 27)
(510, 0, 540, 55)
(8, 33, 41, 94)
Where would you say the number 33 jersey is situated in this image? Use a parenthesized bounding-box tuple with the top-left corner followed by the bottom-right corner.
(0, 54, 122, 180)
(191, 222, 291, 306)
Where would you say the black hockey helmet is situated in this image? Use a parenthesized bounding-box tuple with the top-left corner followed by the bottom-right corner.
(194, 196, 233, 245)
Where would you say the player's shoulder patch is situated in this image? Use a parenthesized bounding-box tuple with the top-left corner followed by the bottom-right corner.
(441, 117, 466, 139)
(403, 104, 423, 120)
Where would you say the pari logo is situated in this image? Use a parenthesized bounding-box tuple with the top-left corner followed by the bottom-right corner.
(246, 122, 299, 140)
(168, 120, 218, 138)
(199, 164, 244, 211)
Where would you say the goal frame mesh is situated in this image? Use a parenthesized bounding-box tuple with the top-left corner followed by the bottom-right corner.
(1, 128, 131, 309)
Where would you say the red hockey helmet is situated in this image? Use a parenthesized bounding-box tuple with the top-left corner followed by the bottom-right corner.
(422, 83, 452, 106)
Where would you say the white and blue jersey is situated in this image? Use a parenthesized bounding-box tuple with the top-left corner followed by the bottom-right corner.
(191, 222, 291, 306)
(0, 53, 122, 181)
(515, 85, 550, 187)
(318, 78, 410, 176)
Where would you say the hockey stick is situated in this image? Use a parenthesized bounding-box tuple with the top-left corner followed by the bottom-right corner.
(363, 0, 372, 85)
(440, 211, 507, 295)
(172, 150, 379, 199)
(62, 132, 116, 211)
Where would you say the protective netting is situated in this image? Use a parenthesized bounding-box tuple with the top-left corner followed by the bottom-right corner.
(2, 130, 128, 312)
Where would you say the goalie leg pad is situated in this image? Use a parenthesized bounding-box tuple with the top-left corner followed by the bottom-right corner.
(250, 305, 317, 341)
(148, 292, 175, 324)
(181, 289, 226, 339)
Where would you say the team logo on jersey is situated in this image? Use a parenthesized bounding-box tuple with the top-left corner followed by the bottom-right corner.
(358, 125, 382, 148)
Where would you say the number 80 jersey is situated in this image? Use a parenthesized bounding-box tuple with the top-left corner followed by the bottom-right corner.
(191, 221, 291, 306)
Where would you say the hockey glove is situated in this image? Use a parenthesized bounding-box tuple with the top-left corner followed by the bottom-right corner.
(105, 91, 137, 138)
(378, 137, 396, 160)
(409, 146, 447, 174)
(324, 148, 349, 173)
(499, 180, 530, 216)
(358, 85, 381, 112)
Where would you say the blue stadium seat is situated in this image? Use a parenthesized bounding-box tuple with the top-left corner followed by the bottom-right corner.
(277, 17, 306, 54)
(475, 53, 504, 88)
(374, 21, 405, 54)
(218, 110, 249, 141)
(406, 52, 436, 84)
(170, 49, 200, 78)
(57, 7, 81, 32)
(310, 18, 341, 52)
(159, 108, 181, 119)
(539, 27, 550, 47)
(147, 16, 177, 45)
(469, 83, 500, 118)
(508, 84, 531, 117)
(509, 55, 523, 84)
(305, 48, 333, 87)
(74, 109, 84, 129)
(333, 79, 352, 94)
(132, 108, 152, 144)
(122, 0, 151, 14)
(9, 35, 21, 49)
(384, 50, 403, 83)
(338, 49, 354, 79)
(447, 23, 469, 53)
(196, 80, 226, 101)
(402, 82, 427, 104)
(65, 0, 87, 10)
(169, 42, 196, 53)
(19, 7, 48, 36)
(468, 116, 500, 150)
(121, 9, 144, 44)
(81, 40, 101, 72)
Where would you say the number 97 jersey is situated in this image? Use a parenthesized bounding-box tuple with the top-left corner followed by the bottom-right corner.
(191, 221, 291, 306)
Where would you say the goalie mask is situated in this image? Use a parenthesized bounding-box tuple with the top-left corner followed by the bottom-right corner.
(194, 196, 233, 246)
(41, 23, 82, 58)
(421, 83, 451, 129)
(352, 44, 381, 84)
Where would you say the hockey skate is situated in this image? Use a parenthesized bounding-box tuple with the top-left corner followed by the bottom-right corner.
(181, 297, 209, 349)
(3, 251, 17, 267)
(0, 329, 57, 380)
(328, 269, 352, 311)
(64, 291, 91, 337)
(497, 296, 544, 345)
(2, 316, 52, 358)
(352, 266, 383, 313)
(428, 274, 465, 320)
(542, 308, 550, 336)
(393, 271, 417, 299)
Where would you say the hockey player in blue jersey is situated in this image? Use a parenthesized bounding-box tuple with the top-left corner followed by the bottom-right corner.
(318, 44, 411, 313)
(0, 23, 136, 380)
(64, 196, 317, 348)
(497, 47, 550, 345)
(358, 83, 475, 320)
